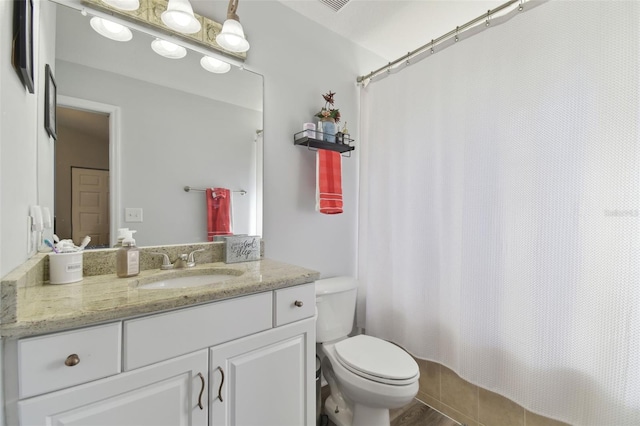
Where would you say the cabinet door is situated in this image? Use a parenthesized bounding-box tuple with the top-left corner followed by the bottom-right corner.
(18, 350, 208, 426)
(210, 317, 315, 426)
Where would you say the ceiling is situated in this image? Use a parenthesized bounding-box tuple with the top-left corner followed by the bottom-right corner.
(277, 0, 505, 61)
(187, 1, 506, 63)
(55, 1, 505, 136)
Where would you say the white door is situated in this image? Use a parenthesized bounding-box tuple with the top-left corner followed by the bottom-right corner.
(210, 319, 314, 426)
(18, 350, 208, 426)
(71, 167, 109, 246)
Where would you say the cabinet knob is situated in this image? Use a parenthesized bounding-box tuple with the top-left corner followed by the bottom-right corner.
(294, 300, 304, 307)
(64, 354, 80, 367)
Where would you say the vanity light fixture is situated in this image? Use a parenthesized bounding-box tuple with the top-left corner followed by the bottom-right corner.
(101, 0, 139, 11)
(82, 0, 248, 60)
(200, 56, 231, 74)
(151, 38, 187, 59)
(216, 0, 250, 53)
(90, 16, 133, 41)
(161, 0, 201, 35)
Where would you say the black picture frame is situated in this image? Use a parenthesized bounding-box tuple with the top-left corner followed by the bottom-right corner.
(14, 0, 34, 93)
(45, 64, 57, 140)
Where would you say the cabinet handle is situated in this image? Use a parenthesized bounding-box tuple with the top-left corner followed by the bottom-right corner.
(216, 366, 224, 402)
(196, 373, 205, 410)
(294, 300, 304, 307)
(64, 354, 80, 367)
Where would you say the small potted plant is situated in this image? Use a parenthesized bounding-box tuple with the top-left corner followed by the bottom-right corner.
(315, 91, 340, 142)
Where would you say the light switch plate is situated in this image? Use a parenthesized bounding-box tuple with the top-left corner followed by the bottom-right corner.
(125, 208, 143, 222)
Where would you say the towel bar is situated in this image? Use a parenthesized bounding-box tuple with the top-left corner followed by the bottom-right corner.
(184, 186, 247, 195)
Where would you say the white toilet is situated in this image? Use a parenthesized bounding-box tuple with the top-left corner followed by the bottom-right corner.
(316, 277, 419, 426)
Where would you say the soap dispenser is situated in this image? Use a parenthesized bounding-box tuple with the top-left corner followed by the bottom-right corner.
(116, 230, 140, 278)
(113, 228, 130, 248)
(341, 121, 350, 143)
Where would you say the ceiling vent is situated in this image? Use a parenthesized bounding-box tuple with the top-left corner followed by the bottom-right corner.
(318, 0, 350, 12)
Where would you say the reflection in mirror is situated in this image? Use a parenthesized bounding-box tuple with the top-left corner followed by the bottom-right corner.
(56, 107, 110, 246)
(51, 2, 263, 248)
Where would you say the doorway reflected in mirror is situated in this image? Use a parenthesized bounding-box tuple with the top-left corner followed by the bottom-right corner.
(55, 107, 110, 248)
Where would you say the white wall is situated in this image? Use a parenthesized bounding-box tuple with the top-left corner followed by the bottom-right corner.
(0, 2, 8, 421)
(241, 1, 382, 278)
(0, 0, 56, 278)
(0, 2, 56, 419)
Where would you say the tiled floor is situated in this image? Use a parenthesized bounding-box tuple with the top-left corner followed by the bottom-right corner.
(389, 400, 460, 426)
(321, 386, 460, 426)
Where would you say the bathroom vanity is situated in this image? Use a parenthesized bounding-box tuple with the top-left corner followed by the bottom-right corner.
(0, 253, 319, 425)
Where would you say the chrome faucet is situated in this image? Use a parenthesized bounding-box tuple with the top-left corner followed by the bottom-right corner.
(150, 249, 206, 270)
(172, 254, 189, 269)
(149, 252, 174, 270)
(187, 248, 206, 267)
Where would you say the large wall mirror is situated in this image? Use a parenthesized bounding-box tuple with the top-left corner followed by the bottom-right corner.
(49, 1, 263, 248)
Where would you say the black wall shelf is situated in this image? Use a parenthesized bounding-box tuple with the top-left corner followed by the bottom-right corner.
(294, 131, 355, 155)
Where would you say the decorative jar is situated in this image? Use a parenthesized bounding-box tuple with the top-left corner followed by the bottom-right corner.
(322, 118, 337, 143)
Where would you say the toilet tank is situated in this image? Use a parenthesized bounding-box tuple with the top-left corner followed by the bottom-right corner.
(315, 276, 358, 343)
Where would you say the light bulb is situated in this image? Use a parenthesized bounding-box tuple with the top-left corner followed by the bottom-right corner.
(216, 19, 249, 53)
(90, 17, 133, 42)
(161, 0, 201, 34)
(151, 38, 187, 59)
(101, 0, 139, 11)
(200, 56, 231, 74)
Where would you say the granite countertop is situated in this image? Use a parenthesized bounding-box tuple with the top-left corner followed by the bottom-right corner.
(0, 258, 320, 338)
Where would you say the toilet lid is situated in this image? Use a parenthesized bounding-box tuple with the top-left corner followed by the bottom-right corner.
(334, 335, 419, 385)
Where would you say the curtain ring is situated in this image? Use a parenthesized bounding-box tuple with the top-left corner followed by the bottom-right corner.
(485, 10, 491, 26)
(430, 39, 435, 54)
(518, 0, 524, 11)
(386, 62, 391, 74)
(455, 26, 459, 42)
(405, 52, 411, 66)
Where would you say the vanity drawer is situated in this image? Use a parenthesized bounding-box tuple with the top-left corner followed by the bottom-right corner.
(123, 291, 273, 370)
(274, 283, 316, 327)
(18, 322, 122, 399)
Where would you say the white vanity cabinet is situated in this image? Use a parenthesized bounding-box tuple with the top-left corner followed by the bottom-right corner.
(210, 318, 314, 426)
(210, 283, 317, 426)
(5, 282, 316, 426)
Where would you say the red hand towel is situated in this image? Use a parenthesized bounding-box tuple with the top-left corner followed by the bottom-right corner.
(206, 188, 233, 241)
(316, 149, 343, 214)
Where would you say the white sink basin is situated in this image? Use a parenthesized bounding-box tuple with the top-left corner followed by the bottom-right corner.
(137, 273, 238, 290)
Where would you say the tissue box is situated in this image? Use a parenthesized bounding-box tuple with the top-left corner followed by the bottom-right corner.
(224, 236, 261, 263)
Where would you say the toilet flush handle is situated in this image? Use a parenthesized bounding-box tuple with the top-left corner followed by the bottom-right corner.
(294, 300, 304, 307)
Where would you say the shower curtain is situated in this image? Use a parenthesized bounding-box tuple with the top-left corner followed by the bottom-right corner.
(358, 2, 639, 425)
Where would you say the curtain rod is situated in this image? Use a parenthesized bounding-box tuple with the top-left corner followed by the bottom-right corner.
(184, 186, 247, 195)
(356, 0, 524, 84)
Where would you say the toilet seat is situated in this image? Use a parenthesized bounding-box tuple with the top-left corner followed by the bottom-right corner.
(333, 335, 419, 386)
